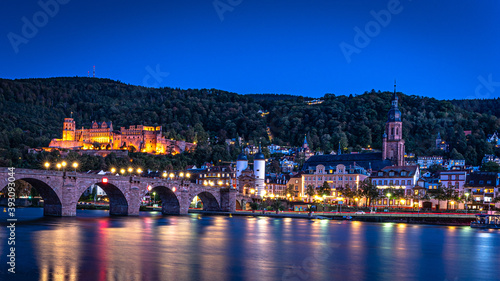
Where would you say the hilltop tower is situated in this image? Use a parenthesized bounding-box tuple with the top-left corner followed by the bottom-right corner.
(62, 118, 76, 141)
(382, 82, 405, 166)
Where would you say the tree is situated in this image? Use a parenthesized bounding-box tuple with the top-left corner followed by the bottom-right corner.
(359, 179, 379, 209)
(481, 161, 500, 172)
(286, 184, 296, 198)
(342, 185, 356, 206)
(449, 148, 465, 160)
(319, 181, 331, 197)
(305, 184, 316, 202)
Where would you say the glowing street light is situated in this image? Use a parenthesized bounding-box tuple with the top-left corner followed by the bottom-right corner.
(120, 168, 126, 175)
(162, 172, 168, 178)
(137, 168, 143, 175)
(44, 162, 50, 170)
(111, 167, 116, 174)
(56, 163, 62, 170)
(128, 167, 133, 175)
(465, 192, 470, 214)
(72, 162, 78, 172)
(169, 173, 174, 180)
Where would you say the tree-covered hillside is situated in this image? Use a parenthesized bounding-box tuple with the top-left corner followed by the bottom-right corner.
(0, 77, 499, 168)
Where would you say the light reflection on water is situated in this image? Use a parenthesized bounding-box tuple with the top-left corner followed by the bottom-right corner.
(1, 208, 500, 281)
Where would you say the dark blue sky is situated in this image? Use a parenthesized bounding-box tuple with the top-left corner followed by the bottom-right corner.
(1, 0, 499, 99)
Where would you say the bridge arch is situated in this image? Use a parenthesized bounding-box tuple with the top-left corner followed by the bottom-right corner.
(76, 182, 129, 216)
(2, 178, 63, 216)
(190, 191, 221, 211)
(149, 186, 181, 215)
(236, 200, 242, 210)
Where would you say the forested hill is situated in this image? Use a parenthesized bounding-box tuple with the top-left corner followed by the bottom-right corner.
(0, 77, 499, 167)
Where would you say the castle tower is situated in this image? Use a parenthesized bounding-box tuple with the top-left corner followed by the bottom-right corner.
(62, 118, 76, 141)
(253, 145, 266, 194)
(236, 153, 248, 178)
(382, 82, 405, 166)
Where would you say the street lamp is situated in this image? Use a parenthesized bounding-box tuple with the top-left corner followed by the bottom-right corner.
(120, 168, 126, 175)
(322, 194, 326, 215)
(162, 172, 167, 178)
(72, 162, 78, 172)
(110, 167, 116, 174)
(386, 193, 392, 209)
(465, 192, 470, 214)
(128, 167, 133, 175)
(61, 161, 67, 172)
(56, 163, 62, 171)
(44, 162, 50, 170)
(152, 192, 156, 206)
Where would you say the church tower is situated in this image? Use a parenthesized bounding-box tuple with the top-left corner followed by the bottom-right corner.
(382, 82, 405, 166)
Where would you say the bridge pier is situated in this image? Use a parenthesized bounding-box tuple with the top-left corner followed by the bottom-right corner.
(220, 188, 237, 212)
(179, 190, 190, 215)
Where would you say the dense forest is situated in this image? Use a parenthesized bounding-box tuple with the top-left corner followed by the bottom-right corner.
(0, 77, 499, 170)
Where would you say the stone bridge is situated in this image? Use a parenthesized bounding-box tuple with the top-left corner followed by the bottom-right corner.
(0, 168, 238, 216)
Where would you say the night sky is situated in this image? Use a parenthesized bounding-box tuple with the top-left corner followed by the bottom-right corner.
(1, 0, 499, 99)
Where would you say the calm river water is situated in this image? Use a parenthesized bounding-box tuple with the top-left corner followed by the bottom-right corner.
(1, 208, 499, 281)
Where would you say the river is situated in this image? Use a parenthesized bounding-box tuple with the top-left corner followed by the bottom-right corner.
(1, 208, 499, 281)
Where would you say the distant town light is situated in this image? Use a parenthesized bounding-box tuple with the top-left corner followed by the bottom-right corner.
(102, 177, 108, 183)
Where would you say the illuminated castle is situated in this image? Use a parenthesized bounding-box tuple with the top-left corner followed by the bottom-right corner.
(49, 118, 196, 154)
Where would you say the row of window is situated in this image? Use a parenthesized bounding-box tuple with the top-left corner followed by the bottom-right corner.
(373, 179, 412, 186)
(305, 176, 355, 181)
(378, 171, 408, 176)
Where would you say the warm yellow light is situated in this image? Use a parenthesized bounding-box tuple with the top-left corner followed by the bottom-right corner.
(56, 163, 62, 169)
(162, 172, 167, 178)
(44, 162, 50, 168)
(128, 167, 133, 173)
(218, 181, 223, 185)
(137, 168, 142, 174)
(355, 198, 359, 201)
(270, 194, 275, 199)
(111, 168, 116, 173)
(120, 169, 126, 174)
(179, 172, 184, 178)
(287, 193, 290, 197)
(169, 173, 174, 179)
(260, 190, 266, 197)
(61, 161, 67, 167)
(72, 162, 78, 168)
(203, 181, 208, 186)
(186, 173, 191, 178)
(450, 201, 455, 205)
(400, 199, 405, 204)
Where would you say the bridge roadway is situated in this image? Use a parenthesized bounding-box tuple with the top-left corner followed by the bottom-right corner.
(0, 168, 246, 216)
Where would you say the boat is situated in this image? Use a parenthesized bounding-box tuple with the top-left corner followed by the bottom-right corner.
(470, 214, 500, 229)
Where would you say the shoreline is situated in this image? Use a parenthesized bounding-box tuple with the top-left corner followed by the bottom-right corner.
(189, 210, 477, 226)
